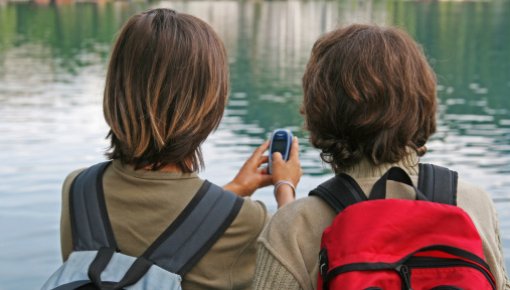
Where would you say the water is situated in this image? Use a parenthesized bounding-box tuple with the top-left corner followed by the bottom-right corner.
(0, 0, 509, 288)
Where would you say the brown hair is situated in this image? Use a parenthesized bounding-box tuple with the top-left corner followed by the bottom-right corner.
(302, 24, 437, 172)
(103, 8, 228, 172)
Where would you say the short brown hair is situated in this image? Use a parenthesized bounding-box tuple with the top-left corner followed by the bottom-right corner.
(302, 24, 437, 172)
(103, 8, 228, 172)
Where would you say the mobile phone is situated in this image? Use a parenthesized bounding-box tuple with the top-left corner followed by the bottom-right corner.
(268, 129, 293, 174)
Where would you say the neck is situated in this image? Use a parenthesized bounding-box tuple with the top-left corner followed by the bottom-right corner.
(144, 163, 182, 173)
(340, 151, 419, 178)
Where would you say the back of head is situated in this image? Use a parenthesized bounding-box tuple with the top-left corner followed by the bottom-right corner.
(104, 8, 228, 172)
(302, 24, 437, 172)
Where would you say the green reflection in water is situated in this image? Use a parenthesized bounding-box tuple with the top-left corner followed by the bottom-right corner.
(0, 3, 509, 286)
(0, 3, 136, 75)
(0, 0, 509, 168)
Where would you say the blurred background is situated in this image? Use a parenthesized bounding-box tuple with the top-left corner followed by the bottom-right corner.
(0, 0, 509, 288)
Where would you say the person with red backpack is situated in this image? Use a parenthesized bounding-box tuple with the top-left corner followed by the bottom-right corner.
(253, 24, 510, 290)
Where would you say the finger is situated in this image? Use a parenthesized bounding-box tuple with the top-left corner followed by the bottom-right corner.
(257, 155, 269, 166)
(252, 140, 270, 157)
(258, 167, 269, 175)
(247, 141, 270, 166)
(290, 137, 300, 160)
(272, 152, 283, 162)
(258, 175, 273, 187)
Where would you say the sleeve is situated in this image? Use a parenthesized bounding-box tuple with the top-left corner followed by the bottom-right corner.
(480, 194, 510, 290)
(228, 199, 270, 289)
(60, 169, 84, 261)
(181, 198, 269, 290)
(457, 180, 510, 290)
(253, 244, 303, 290)
(252, 197, 336, 290)
(491, 207, 510, 290)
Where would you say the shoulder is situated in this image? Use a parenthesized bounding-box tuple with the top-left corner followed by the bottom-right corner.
(186, 192, 268, 289)
(455, 178, 497, 223)
(228, 197, 268, 239)
(61, 167, 87, 205)
(61, 164, 109, 205)
(260, 196, 335, 249)
(455, 178, 509, 289)
(270, 195, 336, 225)
(257, 196, 336, 290)
(454, 178, 500, 244)
(456, 178, 494, 206)
(207, 183, 269, 248)
(60, 167, 87, 260)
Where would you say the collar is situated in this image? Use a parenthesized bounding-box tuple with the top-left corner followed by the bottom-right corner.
(340, 151, 419, 178)
(111, 159, 199, 180)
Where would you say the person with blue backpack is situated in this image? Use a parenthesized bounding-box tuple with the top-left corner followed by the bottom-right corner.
(253, 24, 510, 290)
(42, 8, 301, 290)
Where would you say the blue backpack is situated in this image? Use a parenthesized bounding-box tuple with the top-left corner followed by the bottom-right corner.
(42, 162, 243, 290)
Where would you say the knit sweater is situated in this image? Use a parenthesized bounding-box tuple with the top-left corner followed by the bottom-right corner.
(253, 154, 510, 290)
(61, 159, 269, 290)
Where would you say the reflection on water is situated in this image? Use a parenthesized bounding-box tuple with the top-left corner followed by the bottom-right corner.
(0, 1, 509, 288)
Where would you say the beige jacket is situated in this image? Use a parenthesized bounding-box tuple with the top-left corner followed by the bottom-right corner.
(61, 160, 268, 290)
(254, 155, 510, 290)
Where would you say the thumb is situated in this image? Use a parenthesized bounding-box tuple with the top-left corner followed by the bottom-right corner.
(272, 152, 283, 162)
(259, 174, 273, 187)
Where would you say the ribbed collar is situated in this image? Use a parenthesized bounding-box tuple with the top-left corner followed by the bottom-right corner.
(340, 152, 420, 178)
(111, 159, 199, 180)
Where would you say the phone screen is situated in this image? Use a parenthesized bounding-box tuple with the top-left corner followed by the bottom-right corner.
(271, 139, 287, 154)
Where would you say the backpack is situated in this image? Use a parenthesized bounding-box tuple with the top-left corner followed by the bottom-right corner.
(41, 161, 244, 290)
(310, 163, 496, 290)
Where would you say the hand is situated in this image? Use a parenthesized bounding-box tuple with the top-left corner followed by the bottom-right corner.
(271, 137, 302, 207)
(224, 141, 273, 197)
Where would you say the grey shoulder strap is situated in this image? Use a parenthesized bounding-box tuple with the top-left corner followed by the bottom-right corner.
(418, 163, 458, 205)
(142, 181, 243, 276)
(70, 161, 244, 277)
(69, 161, 116, 251)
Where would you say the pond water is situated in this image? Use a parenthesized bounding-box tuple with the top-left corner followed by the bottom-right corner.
(0, 0, 509, 288)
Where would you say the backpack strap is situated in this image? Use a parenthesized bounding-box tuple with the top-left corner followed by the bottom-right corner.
(141, 181, 243, 276)
(418, 163, 458, 206)
(71, 162, 244, 286)
(86, 181, 244, 288)
(310, 163, 459, 213)
(69, 161, 117, 251)
(309, 174, 367, 213)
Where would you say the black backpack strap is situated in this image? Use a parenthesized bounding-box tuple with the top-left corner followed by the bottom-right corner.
(309, 174, 367, 213)
(84, 179, 244, 288)
(418, 163, 458, 205)
(141, 181, 244, 276)
(69, 161, 117, 251)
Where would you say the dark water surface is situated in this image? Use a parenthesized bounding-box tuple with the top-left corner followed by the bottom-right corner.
(0, 1, 509, 288)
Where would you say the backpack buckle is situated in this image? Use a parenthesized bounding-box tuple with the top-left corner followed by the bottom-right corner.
(396, 264, 413, 290)
(319, 248, 329, 280)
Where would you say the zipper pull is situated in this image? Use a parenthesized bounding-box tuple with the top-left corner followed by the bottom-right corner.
(396, 265, 413, 290)
(319, 248, 329, 280)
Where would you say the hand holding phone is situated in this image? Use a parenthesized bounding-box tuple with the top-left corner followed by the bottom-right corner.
(268, 129, 293, 174)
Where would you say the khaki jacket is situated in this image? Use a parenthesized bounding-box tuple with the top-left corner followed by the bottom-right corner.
(254, 155, 510, 290)
(61, 160, 268, 290)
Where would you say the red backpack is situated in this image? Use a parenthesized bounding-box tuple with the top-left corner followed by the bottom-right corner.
(310, 164, 496, 290)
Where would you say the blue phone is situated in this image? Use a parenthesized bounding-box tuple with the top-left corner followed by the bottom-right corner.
(268, 129, 293, 174)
